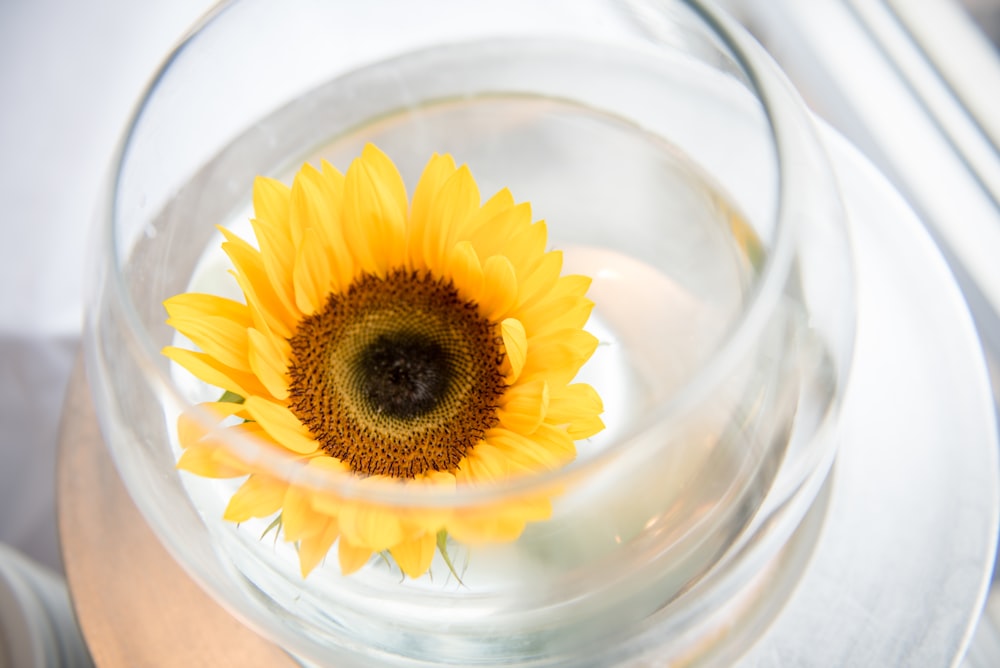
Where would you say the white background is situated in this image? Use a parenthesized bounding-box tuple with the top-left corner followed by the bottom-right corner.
(0, 0, 215, 570)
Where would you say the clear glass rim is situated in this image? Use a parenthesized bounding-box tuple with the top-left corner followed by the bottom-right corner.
(99, 0, 824, 507)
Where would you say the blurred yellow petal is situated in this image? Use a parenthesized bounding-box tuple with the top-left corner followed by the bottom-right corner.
(224, 474, 288, 522)
(177, 401, 246, 448)
(334, 501, 404, 552)
(389, 533, 436, 579)
(337, 539, 373, 576)
(282, 484, 327, 543)
(399, 473, 455, 533)
(298, 517, 340, 577)
(176, 443, 248, 478)
(448, 513, 528, 545)
(242, 396, 318, 455)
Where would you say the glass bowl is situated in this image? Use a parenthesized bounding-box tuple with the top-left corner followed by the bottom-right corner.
(84, 1, 854, 665)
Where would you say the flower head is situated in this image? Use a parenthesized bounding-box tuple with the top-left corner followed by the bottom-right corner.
(164, 144, 603, 578)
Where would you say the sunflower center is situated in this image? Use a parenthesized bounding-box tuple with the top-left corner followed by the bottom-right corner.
(356, 333, 451, 420)
(287, 270, 506, 478)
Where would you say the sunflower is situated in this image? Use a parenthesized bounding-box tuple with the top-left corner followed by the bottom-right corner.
(164, 144, 603, 579)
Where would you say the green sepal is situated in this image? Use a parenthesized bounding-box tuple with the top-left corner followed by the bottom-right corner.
(437, 530, 464, 585)
(219, 390, 245, 404)
(260, 513, 283, 545)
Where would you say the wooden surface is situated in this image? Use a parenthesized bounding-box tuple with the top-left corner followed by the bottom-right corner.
(56, 357, 294, 666)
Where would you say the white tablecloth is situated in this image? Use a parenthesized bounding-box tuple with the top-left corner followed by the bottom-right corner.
(0, 0, 214, 571)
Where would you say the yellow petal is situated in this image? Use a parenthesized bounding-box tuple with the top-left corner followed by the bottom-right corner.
(289, 163, 329, 248)
(502, 220, 549, 281)
(478, 255, 518, 322)
(519, 295, 593, 338)
(164, 314, 250, 372)
(458, 442, 512, 483)
(519, 328, 598, 386)
(423, 165, 479, 274)
(163, 346, 268, 398)
(467, 202, 533, 260)
(409, 153, 459, 271)
(320, 159, 346, 190)
(500, 318, 528, 383)
(290, 166, 356, 292)
(292, 227, 333, 315)
(220, 227, 296, 339)
(566, 415, 605, 440)
(298, 517, 340, 577)
(497, 380, 549, 434)
(342, 148, 408, 276)
(516, 272, 593, 321)
(252, 176, 291, 232)
(516, 250, 563, 311)
(361, 143, 409, 223)
(389, 533, 436, 579)
(547, 382, 604, 423)
(242, 396, 318, 455)
(485, 425, 575, 471)
(251, 216, 297, 318)
(445, 240, 484, 300)
(464, 187, 516, 235)
(164, 293, 251, 328)
(223, 474, 288, 522)
(315, 162, 358, 291)
(337, 539, 373, 576)
(246, 327, 290, 400)
(547, 383, 605, 439)
(549, 274, 593, 299)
